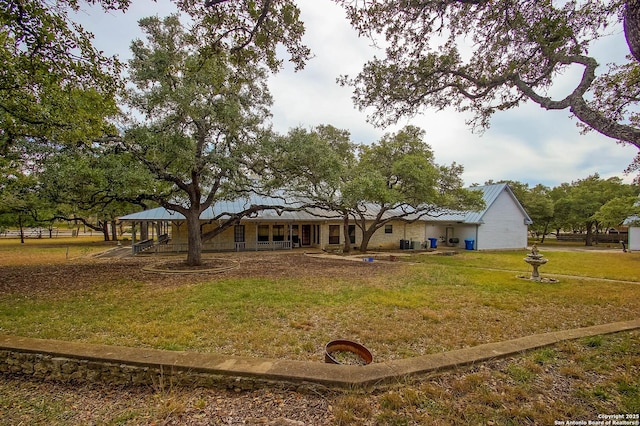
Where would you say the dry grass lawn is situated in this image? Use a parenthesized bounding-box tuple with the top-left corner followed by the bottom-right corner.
(0, 240, 639, 362)
(0, 239, 639, 424)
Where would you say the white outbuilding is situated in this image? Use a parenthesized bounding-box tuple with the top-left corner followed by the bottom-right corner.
(624, 215, 640, 251)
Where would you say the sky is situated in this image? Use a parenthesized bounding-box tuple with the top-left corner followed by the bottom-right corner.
(73, 0, 639, 188)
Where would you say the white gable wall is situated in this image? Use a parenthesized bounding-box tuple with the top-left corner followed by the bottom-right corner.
(476, 188, 529, 250)
(630, 226, 640, 251)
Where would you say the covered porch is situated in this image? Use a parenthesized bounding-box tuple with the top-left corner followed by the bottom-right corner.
(124, 218, 323, 255)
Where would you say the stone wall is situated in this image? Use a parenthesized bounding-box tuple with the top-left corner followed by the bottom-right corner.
(0, 349, 281, 392)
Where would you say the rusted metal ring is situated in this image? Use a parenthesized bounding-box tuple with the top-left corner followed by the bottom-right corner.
(324, 340, 372, 365)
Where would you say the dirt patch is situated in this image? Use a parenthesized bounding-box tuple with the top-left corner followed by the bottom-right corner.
(0, 252, 396, 297)
(0, 375, 335, 425)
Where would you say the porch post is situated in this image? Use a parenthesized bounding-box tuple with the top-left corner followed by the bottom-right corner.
(131, 222, 137, 255)
(271, 224, 274, 251)
(255, 222, 258, 251)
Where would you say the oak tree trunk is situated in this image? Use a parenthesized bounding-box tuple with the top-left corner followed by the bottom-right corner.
(102, 221, 110, 241)
(585, 221, 595, 246)
(359, 228, 376, 253)
(624, 0, 640, 62)
(342, 213, 351, 254)
(18, 216, 25, 244)
(186, 210, 203, 266)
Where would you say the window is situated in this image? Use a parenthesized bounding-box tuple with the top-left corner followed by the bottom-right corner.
(329, 225, 340, 244)
(234, 225, 245, 243)
(258, 225, 269, 242)
(348, 225, 356, 244)
(385, 224, 393, 234)
(272, 224, 285, 241)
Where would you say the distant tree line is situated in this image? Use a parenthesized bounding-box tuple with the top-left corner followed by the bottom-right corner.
(488, 176, 640, 246)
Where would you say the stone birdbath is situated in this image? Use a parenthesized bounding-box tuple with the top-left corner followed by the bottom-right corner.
(523, 244, 548, 282)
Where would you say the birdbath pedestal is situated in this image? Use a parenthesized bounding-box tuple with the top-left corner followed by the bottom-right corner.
(524, 245, 548, 282)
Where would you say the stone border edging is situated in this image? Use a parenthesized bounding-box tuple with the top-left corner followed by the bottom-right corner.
(1, 319, 639, 390)
(141, 258, 240, 274)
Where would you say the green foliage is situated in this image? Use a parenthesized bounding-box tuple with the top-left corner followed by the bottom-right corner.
(122, 14, 282, 265)
(550, 174, 638, 241)
(353, 126, 439, 206)
(494, 176, 638, 241)
(533, 347, 558, 365)
(0, 168, 42, 231)
(0, 141, 54, 235)
(506, 364, 535, 384)
(594, 195, 639, 228)
(266, 124, 356, 203)
(1, 0, 310, 263)
(348, 126, 483, 251)
(182, 0, 310, 72)
(584, 336, 604, 348)
(38, 144, 159, 225)
(617, 380, 640, 412)
(0, 0, 126, 153)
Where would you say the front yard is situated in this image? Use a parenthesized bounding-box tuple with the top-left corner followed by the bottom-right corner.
(0, 241, 638, 424)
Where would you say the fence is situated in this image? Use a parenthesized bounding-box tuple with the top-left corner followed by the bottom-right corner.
(556, 233, 628, 244)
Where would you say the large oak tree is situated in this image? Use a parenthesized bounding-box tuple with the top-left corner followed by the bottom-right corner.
(266, 124, 359, 253)
(273, 125, 484, 252)
(122, 13, 300, 265)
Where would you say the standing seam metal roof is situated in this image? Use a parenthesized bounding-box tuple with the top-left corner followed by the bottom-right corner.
(119, 184, 532, 224)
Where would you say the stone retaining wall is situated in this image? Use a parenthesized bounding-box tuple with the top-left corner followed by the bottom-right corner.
(0, 349, 280, 392)
(3, 320, 639, 391)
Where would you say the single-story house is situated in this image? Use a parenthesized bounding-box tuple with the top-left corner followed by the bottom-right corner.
(119, 183, 532, 253)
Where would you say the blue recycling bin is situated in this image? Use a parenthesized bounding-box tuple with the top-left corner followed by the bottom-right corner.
(428, 238, 438, 249)
(464, 239, 475, 250)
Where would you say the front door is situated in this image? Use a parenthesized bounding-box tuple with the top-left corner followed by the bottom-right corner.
(301, 225, 311, 246)
(445, 226, 455, 246)
(234, 225, 245, 251)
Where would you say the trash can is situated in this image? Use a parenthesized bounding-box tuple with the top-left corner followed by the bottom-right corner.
(410, 240, 418, 249)
(464, 239, 475, 250)
(400, 239, 410, 250)
(428, 238, 438, 249)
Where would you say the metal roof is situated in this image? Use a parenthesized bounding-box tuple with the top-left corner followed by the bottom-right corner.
(119, 184, 532, 225)
(623, 215, 640, 226)
(464, 183, 532, 225)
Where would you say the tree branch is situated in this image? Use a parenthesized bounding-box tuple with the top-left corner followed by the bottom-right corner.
(624, 0, 640, 62)
(512, 54, 640, 149)
(231, 0, 273, 53)
(50, 215, 104, 232)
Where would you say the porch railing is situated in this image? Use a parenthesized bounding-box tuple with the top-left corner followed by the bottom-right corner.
(147, 240, 293, 254)
(133, 239, 155, 254)
(256, 241, 292, 251)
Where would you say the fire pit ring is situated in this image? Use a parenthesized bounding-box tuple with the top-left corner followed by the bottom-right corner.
(324, 340, 373, 365)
